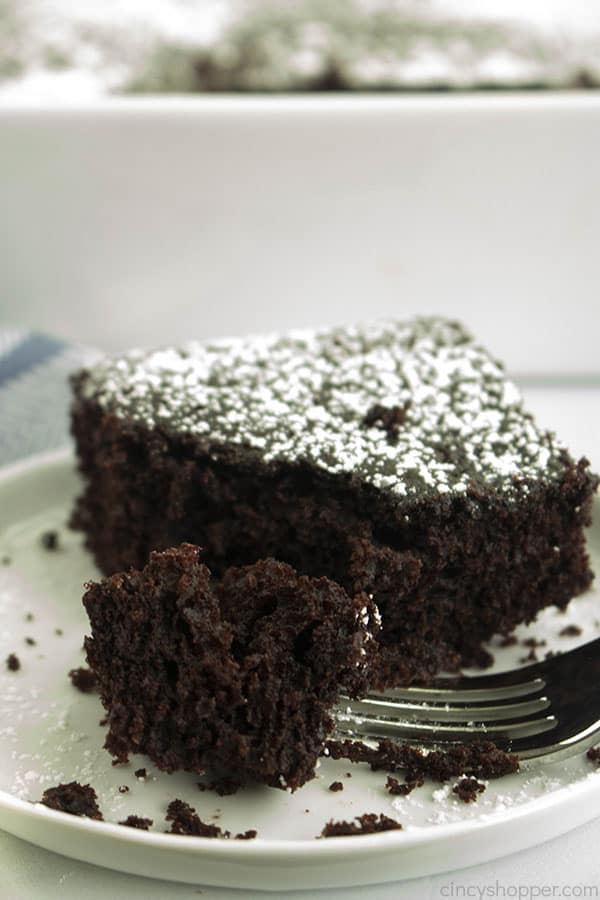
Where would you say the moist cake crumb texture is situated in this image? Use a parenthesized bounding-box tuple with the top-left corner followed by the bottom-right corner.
(84, 544, 378, 791)
(452, 776, 486, 803)
(325, 739, 519, 781)
(6, 653, 20, 672)
(119, 814, 153, 830)
(40, 781, 103, 819)
(68, 666, 97, 693)
(321, 812, 402, 837)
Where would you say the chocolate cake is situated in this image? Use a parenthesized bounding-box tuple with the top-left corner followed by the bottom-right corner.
(71, 317, 598, 687)
(321, 813, 402, 837)
(40, 782, 103, 819)
(83, 544, 378, 790)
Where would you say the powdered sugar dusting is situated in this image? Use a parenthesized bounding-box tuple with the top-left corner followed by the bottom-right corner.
(78, 317, 567, 501)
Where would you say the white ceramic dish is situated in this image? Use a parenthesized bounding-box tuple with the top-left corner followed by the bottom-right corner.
(0, 448, 599, 891)
(1, 95, 600, 373)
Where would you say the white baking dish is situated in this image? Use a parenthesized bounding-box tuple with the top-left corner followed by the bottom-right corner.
(0, 94, 598, 372)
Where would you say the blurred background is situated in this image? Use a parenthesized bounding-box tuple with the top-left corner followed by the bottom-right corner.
(2, 0, 600, 98)
(0, 1, 599, 373)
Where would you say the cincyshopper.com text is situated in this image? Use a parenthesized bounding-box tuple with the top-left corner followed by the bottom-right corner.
(440, 882, 599, 899)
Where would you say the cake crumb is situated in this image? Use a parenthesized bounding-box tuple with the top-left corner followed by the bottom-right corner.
(119, 815, 153, 830)
(586, 745, 600, 763)
(40, 782, 103, 820)
(329, 781, 343, 792)
(6, 653, 20, 672)
(118, 785, 129, 793)
(54, 628, 63, 636)
(559, 624, 582, 637)
(522, 637, 546, 648)
(385, 774, 423, 796)
(235, 830, 257, 840)
(69, 666, 97, 693)
(452, 776, 486, 803)
(41, 530, 60, 551)
(197, 777, 240, 795)
(321, 813, 402, 837)
(325, 738, 519, 781)
(499, 634, 518, 647)
(519, 647, 538, 663)
(166, 799, 228, 838)
(24, 637, 36, 646)
(134, 768, 147, 779)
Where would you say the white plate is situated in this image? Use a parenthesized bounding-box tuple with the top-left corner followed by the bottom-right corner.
(0, 449, 599, 891)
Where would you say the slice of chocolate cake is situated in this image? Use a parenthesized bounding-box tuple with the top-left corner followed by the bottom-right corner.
(83, 544, 377, 790)
(71, 317, 598, 687)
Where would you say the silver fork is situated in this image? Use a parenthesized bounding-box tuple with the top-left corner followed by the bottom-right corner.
(333, 637, 600, 762)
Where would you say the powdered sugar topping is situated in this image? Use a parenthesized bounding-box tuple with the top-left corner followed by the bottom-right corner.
(78, 317, 566, 501)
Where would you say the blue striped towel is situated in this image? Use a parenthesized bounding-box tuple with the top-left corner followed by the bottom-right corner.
(0, 327, 100, 467)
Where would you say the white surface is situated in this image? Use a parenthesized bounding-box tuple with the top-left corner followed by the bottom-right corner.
(1, 95, 600, 373)
(0, 384, 599, 897)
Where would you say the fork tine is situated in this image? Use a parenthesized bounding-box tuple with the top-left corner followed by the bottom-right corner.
(334, 713, 557, 745)
(340, 695, 551, 723)
(380, 676, 546, 704)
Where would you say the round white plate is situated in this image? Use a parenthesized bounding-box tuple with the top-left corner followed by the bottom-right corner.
(0, 449, 599, 891)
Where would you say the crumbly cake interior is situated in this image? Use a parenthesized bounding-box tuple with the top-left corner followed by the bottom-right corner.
(84, 545, 377, 790)
(72, 317, 598, 687)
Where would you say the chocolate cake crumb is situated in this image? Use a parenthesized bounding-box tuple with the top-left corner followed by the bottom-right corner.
(385, 774, 424, 796)
(69, 666, 97, 693)
(24, 637, 36, 646)
(346, 772, 352, 778)
(329, 781, 343, 792)
(559, 624, 582, 637)
(499, 634, 518, 647)
(321, 813, 402, 837)
(134, 768, 147, 779)
(119, 815, 153, 830)
(452, 776, 486, 803)
(235, 830, 257, 840)
(325, 738, 518, 782)
(522, 637, 546, 648)
(6, 653, 20, 672)
(166, 799, 228, 838)
(41, 530, 59, 551)
(84, 546, 376, 791)
(519, 648, 539, 663)
(362, 403, 409, 444)
(208, 778, 240, 796)
(40, 782, 103, 819)
(586, 745, 600, 763)
(118, 785, 129, 793)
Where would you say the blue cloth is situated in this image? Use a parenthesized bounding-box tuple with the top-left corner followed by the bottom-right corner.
(0, 327, 100, 466)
